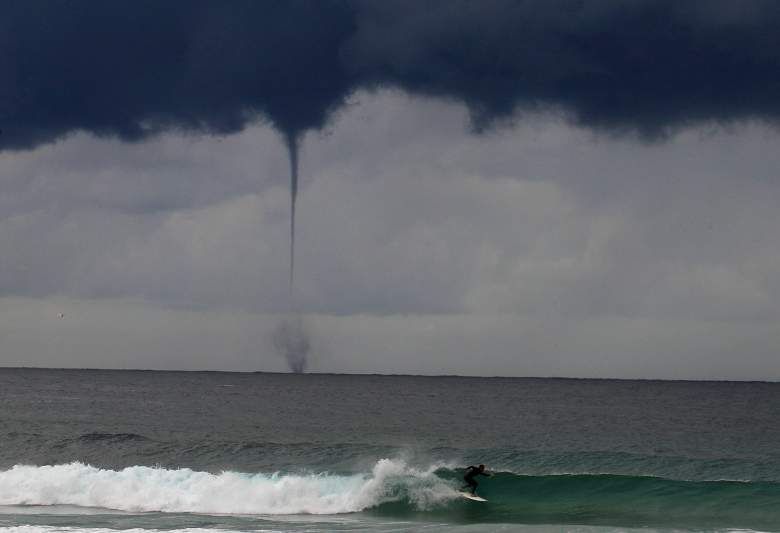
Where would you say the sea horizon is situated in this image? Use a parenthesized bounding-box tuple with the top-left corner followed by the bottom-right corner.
(2, 365, 778, 384)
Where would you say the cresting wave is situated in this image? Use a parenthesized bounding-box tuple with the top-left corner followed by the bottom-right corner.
(0, 460, 456, 515)
(2, 463, 780, 530)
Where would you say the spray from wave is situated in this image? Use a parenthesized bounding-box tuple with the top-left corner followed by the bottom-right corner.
(0, 460, 456, 515)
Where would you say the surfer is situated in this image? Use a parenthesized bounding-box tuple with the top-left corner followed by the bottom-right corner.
(461, 464, 492, 495)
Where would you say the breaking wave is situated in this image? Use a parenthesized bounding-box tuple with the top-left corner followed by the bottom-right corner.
(0, 460, 455, 515)
(2, 462, 780, 530)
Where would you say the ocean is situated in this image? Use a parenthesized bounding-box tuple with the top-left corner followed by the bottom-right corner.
(0, 368, 778, 533)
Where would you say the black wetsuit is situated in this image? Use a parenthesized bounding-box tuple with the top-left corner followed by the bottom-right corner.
(461, 466, 486, 494)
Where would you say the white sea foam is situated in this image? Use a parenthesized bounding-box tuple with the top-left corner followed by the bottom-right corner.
(0, 526, 770, 533)
(0, 460, 457, 515)
(0, 529, 271, 533)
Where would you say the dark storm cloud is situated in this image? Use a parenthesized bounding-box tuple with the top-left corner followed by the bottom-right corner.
(2, 0, 780, 151)
(0, 0, 356, 148)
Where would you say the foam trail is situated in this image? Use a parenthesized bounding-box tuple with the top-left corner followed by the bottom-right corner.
(0, 460, 456, 515)
(0, 530, 249, 533)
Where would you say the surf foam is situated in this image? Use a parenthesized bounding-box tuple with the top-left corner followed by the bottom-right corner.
(0, 460, 457, 515)
(0, 529, 257, 533)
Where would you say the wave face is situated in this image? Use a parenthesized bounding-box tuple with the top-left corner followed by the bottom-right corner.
(2, 462, 780, 531)
(430, 469, 780, 530)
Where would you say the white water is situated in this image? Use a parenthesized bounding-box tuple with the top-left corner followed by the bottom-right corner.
(0, 460, 457, 515)
(0, 529, 267, 533)
(0, 526, 769, 533)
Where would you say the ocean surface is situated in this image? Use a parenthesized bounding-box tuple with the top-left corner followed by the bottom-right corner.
(0, 368, 778, 533)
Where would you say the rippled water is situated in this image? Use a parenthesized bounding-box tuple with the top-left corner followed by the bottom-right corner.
(1, 368, 778, 532)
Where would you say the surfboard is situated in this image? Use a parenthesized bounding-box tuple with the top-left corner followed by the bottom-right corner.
(460, 492, 487, 502)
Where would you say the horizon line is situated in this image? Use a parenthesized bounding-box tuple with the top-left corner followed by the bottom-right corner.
(0, 365, 777, 384)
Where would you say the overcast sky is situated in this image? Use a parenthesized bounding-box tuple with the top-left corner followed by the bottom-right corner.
(1, 1, 779, 379)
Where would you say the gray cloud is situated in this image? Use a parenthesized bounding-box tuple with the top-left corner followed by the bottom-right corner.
(1, 87, 779, 378)
(3, 91, 779, 320)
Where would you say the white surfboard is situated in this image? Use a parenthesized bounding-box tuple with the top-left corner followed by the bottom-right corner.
(460, 492, 487, 502)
